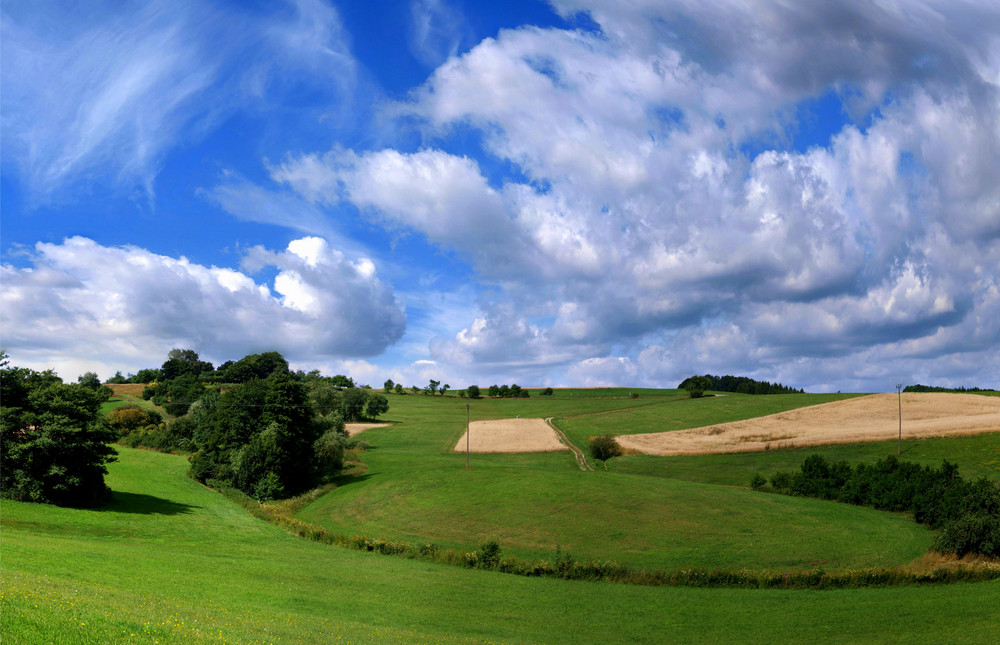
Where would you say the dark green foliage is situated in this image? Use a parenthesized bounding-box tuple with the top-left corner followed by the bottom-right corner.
(159, 348, 214, 381)
(750, 473, 767, 490)
(394, 383, 404, 395)
(1, 357, 117, 507)
(681, 375, 712, 398)
(486, 383, 529, 398)
(933, 478, 1000, 557)
(679, 374, 804, 395)
(341, 387, 368, 421)
(141, 372, 205, 416)
(589, 435, 622, 463)
(477, 539, 503, 569)
(383, 378, 394, 393)
(129, 368, 161, 384)
(364, 394, 389, 419)
(214, 351, 288, 383)
(760, 454, 1000, 557)
(904, 384, 997, 393)
(187, 365, 352, 500)
(105, 404, 162, 435)
(541, 387, 553, 396)
(77, 371, 102, 389)
(466, 385, 481, 398)
(108, 370, 128, 384)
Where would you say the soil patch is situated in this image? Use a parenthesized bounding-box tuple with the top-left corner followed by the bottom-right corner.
(345, 422, 393, 437)
(454, 418, 569, 453)
(616, 393, 1000, 456)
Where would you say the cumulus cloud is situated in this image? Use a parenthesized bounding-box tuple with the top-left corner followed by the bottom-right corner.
(1, 236, 405, 379)
(375, 0, 999, 389)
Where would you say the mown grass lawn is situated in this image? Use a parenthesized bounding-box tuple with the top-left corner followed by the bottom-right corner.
(3, 447, 999, 644)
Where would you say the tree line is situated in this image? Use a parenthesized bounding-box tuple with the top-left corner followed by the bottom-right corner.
(904, 384, 998, 393)
(678, 374, 804, 396)
(752, 454, 1000, 557)
(1, 349, 390, 507)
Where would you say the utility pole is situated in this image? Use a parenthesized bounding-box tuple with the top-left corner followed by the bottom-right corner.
(896, 384, 903, 456)
(466, 403, 470, 470)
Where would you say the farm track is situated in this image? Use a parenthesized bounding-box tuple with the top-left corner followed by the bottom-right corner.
(546, 417, 594, 471)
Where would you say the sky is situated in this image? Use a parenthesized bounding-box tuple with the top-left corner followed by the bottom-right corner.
(2, 0, 999, 393)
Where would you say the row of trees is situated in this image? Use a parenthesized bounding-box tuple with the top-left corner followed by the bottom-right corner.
(112, 350, 389, 501)
(904, 384, 998, 393)
(754, 454, 1000, 557)
(679, 374, 804, 397)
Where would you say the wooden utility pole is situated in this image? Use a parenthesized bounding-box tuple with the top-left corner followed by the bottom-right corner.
(896, 384, 903, 455)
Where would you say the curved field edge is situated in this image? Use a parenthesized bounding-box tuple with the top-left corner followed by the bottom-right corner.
(2, 447, 998, 645)
(297, 462, 934, 572)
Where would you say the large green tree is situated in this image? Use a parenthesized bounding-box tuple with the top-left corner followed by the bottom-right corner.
(1, 356, 118, 506)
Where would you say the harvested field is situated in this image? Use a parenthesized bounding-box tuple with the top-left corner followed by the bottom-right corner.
(617, 393, 1000, 456)
(345, 422, 392, 437)
(453, 418, 569, 453)
(108, 383, 149, 397)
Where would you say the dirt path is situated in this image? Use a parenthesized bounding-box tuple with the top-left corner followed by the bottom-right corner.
(546, 418, 594, 471)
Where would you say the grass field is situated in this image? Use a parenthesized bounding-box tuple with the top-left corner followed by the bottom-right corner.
(4, 447, 1000, 644)
(4, 388, 999, 643)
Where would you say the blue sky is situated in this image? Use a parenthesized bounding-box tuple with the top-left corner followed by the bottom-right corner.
(3, 0, 999, 392)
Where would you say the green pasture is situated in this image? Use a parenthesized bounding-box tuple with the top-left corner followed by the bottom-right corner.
(4, 447, 999, 644)
(296, 390, 1000, 572)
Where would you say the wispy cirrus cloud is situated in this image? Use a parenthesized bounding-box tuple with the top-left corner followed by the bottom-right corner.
(0, 0, 358, 203)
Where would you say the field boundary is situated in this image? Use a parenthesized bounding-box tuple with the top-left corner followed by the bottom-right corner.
(547, 418, 594, 471)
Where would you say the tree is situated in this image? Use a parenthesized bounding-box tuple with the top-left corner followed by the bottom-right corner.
(364, 394, 389, 419)
(188, 369, 329, 499)
(488, 384, 500, 398)
(542, 387, 554, 396)
(427, 379, 440, 396)
(77, 371, 102, 389)
(466, 385, 481, 399)
(394, 383, 404, 395)
(383, 378, 395, 394)
(589, 435, 622, 469)
(341, 388, 368, 422)
(440, 384, 450, 396)
(682, 375, 712, 399)
(1, 357, 118, 506)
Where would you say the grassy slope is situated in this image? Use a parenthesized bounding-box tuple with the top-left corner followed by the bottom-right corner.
(3, 447, 999, 644)
(300, 392, 937, 571)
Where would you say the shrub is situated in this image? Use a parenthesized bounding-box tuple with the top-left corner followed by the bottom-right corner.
(542, 387, 553, 396)
(466, 384, 481, 398)
(750, 473, 767, 490)
(589, 435, 622, 466)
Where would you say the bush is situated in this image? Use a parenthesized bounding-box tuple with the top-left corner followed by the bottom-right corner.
(750, 473, 767, 490)
(542, 387, 553, 396)
(589, 435, 622, 466)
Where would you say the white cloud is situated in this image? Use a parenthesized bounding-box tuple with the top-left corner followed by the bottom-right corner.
(0, 0, 359, 202)
(1, 236, 405, 379)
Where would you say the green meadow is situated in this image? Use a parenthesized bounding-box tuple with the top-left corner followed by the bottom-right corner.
(4, 389, 999, 643)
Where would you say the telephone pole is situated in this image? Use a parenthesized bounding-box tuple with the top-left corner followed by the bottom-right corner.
(896, 384, 903, 455)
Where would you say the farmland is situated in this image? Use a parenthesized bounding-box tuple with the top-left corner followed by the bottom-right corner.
(3, 389, 1000, 643)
